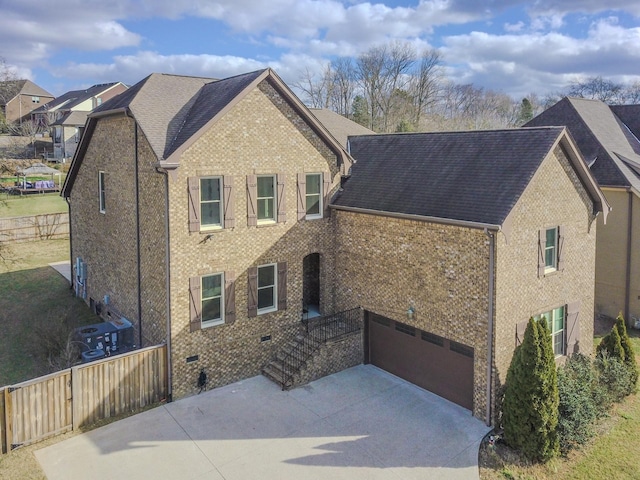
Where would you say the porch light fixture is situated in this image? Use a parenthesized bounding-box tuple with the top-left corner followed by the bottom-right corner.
(407, 305, 415, 321)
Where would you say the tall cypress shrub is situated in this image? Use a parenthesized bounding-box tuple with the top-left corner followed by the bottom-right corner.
(502, 318, 559, 462)
(615, 314, 638, 389)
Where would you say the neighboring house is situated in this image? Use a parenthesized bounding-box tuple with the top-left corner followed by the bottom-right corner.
(32, 82, 128, 161)
(62, 68, 608, 426)
(0, 79, 54, 124)
(526, 98, 640, 325)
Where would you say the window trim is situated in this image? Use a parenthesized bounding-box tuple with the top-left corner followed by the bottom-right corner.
(199, 176, 224, 231)
(534, 305, 566, 357)
(200, 272, 225, 328)
(257, 263, 277, 315)
(98, 171, 106, 213)
(257, 175, 277, 224)
(544, 226, 559, 273)
(305, 173, 323, 220)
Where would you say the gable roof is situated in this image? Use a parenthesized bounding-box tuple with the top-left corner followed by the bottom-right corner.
(332, 127, 608, 230)
(32, 82, 124, 114)
(308, 109, 374, 149)
(525, 97, 640, 191)
(0, 80, 53, 105)
(63, 69, 352, 197)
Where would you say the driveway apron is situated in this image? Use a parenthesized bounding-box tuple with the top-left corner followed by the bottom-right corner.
(35, 364, 491, 480)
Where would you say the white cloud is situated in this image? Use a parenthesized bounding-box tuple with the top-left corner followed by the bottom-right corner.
(504, 21, 525, 32)
(441, 17, 640, 97)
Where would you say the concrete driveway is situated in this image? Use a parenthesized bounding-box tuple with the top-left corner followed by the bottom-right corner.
(36, 365, 490, 480)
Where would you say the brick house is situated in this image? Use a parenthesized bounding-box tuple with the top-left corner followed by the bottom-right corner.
(62, 69, 608, 425)
(0, 79, 54, 124)
(526, 98, 640, 326)
(332, 128, 608, 423)
(32, 82, 128, 161)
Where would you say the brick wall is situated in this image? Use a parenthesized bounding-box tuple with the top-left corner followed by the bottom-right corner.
(494, 144, 597, 421)
(166, 80, 342, 398)
(69, 116, 141, 339)
(294, 331, 363, 387)
(333, 210, 491, 420)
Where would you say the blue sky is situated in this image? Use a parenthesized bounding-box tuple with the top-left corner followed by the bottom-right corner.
(1, 0, 639, 99)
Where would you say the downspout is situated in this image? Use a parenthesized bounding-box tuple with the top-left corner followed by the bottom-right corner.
(133, 119, 143, 346)
(65, 196, 73, 290)
(484, 229, 496, 426)
(155, 166, 173, 403)
(625, 191, 633, 324)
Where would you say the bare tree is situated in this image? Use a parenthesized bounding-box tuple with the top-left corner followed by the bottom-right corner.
(328, 57, 356, 116)
(567, 76, 626, 104)
(294, 65, 333, 109)
(409, 48, 442, 127)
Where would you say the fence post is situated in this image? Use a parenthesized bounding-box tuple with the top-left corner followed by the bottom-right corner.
(71, 365, 81, 431)
(3, 387, 12, 453)
(0, 387, 6, 454)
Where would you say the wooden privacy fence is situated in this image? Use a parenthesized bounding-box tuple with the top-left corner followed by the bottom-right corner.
(0, 213, 69, 243)
(0, 345, 167, 454)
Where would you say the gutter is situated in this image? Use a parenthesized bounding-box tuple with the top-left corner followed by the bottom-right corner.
(330, 204, 502, 232)
(65, 196, 73, 290)
(132, 116, 143, 346)
(484, 229, 496, 426)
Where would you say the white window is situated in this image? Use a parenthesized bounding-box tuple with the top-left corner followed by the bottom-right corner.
(97, 97, 102, 106)
(544, 227, 558, 272)
(200, 177, 222, 229)
(534, 306, 565, 356)
(305, 173, 322, 219)
(98, 171, 106, 213)
(257, 264, 277, 314)
(31, 96, 40, 103)
(257, 175, 276, 223)
(201, 273, 224, 327)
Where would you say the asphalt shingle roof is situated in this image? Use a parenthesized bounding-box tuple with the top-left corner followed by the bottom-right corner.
(308, 109, 374, 149)
(0, 80, 53, 105)
(525, 97, 640, 189)
(333, 127, 565, 226)
(32, 82, 121, 113)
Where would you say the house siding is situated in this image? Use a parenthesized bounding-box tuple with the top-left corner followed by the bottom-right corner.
(69, 116, 141, 339)
(333, 210, 491, 421)
(594, 188, 640, 323)
(167, 80, 341, 398)
(494, 144, 597, 422)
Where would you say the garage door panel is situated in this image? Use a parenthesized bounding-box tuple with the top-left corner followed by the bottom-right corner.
(367, 313, 474, 410)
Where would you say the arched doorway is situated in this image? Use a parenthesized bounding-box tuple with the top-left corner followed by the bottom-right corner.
(303, 253, 320, 319)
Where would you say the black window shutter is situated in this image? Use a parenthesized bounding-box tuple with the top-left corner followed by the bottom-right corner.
(277, 173, 286, 223)
(297, 173, 306, 221)
(247, 267, 258, 317)
(516, 319, 529, 346)
(277, 262, 287, 311)
(247, 175, 257, 227)
(557, 225, 566, 271)
(323, 171, 332, 216)
(189, 276, 202, 332)
(188, 177, 200, 233)
(537, 229, 545, 277)
(225, 271, 236, 324)
(223, 176, 235, 229)
(566, 301, 580, 355)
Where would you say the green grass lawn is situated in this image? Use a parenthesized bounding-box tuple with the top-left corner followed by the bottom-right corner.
(0, 239, 97, 386)
(0, 193, 67, 217)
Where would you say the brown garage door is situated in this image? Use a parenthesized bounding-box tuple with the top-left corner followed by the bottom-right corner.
(367, 312, 474, 410)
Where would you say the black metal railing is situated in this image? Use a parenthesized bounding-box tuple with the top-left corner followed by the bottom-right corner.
(279, 307, 362, 388)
